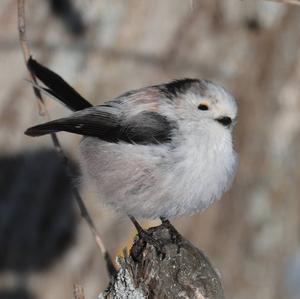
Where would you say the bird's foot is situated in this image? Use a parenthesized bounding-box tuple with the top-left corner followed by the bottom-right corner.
(160, 217, 176, 230)
(160, 217, 182, 253)
(160, 218, 180, 240)
(129, 216, 166, 257)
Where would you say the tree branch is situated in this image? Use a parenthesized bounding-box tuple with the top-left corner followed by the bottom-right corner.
(99, 224, 225, 299)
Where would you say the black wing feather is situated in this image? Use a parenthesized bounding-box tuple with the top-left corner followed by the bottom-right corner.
(25, 110, 175, 145)
(27, 57, 92, 111)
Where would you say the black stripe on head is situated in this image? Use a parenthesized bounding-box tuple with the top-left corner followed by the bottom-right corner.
(158, 79, 208, 100)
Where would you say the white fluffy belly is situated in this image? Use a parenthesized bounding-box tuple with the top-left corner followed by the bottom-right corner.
(79, 133, 237, 219)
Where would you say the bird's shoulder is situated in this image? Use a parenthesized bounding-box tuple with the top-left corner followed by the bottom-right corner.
(71, 87, 176, 145)
(99, 85, 172, 115)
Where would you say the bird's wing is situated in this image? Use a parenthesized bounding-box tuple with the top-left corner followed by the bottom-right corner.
(27, 57, 92, 111)
(25, 106, 175, 145)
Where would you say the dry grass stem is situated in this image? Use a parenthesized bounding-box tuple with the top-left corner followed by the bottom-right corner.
(17, 0, 115, 278)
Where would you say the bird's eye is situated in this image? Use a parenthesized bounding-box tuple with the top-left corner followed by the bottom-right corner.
(198, 104, 209, 111)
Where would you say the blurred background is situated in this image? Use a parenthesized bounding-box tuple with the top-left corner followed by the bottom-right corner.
(0, 0, 300, 298)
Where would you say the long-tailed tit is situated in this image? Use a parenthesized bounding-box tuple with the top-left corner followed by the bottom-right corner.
(25, 58, 238, 220)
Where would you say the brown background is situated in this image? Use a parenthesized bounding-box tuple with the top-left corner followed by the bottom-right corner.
(1, 0, 300, 298)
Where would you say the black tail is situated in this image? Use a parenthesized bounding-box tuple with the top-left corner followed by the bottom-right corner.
(27, 57, 92, 111)
(25, 120, 68, 137)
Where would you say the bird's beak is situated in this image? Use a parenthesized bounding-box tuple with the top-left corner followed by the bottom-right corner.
(215, 116, 232, 128)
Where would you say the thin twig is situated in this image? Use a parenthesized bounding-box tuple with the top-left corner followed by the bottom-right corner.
(73, 283, 85, 299)
(17, 0, 46, 116)
(17, 0, 116, 278)
(264, 0, 300, 5)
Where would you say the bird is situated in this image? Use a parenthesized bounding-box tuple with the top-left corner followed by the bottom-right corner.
(25, 58, 238, 224)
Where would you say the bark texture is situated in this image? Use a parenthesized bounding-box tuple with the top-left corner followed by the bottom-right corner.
(99, 224, 225, 299)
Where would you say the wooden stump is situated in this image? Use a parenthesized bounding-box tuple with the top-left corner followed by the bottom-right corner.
(99, 224, 225, 299)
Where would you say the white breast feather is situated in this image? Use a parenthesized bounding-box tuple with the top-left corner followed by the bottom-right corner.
(79, 120, 237, 219)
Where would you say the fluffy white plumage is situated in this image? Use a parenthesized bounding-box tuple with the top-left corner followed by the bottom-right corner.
(25, 60, 238, 219)
(78, 80, 238, 218)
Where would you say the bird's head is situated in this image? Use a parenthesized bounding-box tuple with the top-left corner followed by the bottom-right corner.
(159, 79, 237, 130)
